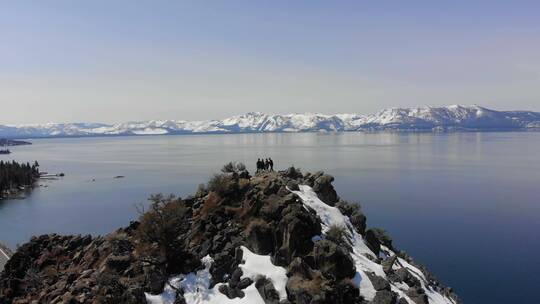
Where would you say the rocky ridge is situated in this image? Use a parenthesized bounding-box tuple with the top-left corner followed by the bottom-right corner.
(0, 167, 460, 304)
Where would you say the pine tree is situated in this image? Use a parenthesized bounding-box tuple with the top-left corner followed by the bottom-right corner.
(0, 160, 40, 197)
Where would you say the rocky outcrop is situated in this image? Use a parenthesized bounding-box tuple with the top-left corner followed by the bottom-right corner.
(304, 172, 339, 206)
(0, 167, 460, 304)
(0, 225, 157, 303)
(312, 240, 355, 281)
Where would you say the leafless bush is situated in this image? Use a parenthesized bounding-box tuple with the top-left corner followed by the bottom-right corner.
(221, 161, 247, 173)
(325, 225, 349, 248)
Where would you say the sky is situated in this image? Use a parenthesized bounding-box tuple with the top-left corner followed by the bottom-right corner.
(1, 0, 540, 124)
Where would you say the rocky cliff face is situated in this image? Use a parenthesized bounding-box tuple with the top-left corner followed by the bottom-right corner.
(0, 168, 460, 304)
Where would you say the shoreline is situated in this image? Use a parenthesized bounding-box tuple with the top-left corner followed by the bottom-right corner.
(0, 184, 35, 201)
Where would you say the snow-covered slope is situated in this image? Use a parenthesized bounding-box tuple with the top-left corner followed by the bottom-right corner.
(2, 105, 539, 138)
(145, 185, 457, 304)
(292, 185, 457, 304)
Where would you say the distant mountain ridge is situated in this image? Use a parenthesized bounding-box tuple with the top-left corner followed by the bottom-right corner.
(2, 105, 539, 138)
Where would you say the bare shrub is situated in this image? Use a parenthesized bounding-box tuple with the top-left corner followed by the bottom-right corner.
(325, 225, 350, 248)
(207, 173, 238, 196)
(136, 194, 191, 272)
(198, 192, 220, 220)
(221, 161, 247, 173)
(369, 228, 393, 247)
(222, 162, 236, 173)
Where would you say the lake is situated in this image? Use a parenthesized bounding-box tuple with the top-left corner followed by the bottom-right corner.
(1, 132, 539, 304)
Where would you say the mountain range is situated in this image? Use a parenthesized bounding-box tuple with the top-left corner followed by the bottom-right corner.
(2, 105, 539, 138)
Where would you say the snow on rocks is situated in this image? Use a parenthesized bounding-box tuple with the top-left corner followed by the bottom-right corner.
(291, 185, 457, 304)
(145, 247, 287, 304)
(239, 246, 288, 301)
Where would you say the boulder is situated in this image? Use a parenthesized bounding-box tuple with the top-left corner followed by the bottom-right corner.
(312, 174, 338, 206)
(406, 287, 428, 304)
(327, 280, 361, 303)
(234, 247, 243, 264)
(382, 256, 397, 274)
(105, 254, 131, 273)
(245, 219, 275, 255)
(255, 276, 281, 304)
(237, 277, 253, 289)
(229, 267, 244, 288)
(388, 268, 421, 288)
(218, 284, 245, 299)
(210, 251, 237, 286)
(286, 181, 300, 191)
(349, 211, 367, 235)
(312, 240, 356, 280)
(259, 194, 296, 222)
(144, 269, 167, 294)
(372, 290, 397, 304)
(369, 274, 391, 291)
(275, 204, 321, 265)
(365, 229, 381, 256)
(286, 274, 325, 304)
(287, 257, 314, 279)
(283, 167, 303, 179)
(397, 298, 410, 304)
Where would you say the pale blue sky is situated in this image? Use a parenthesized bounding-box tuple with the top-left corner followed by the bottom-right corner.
(1, 1, 539, 124)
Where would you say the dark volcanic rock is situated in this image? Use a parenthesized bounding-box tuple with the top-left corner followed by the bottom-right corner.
(406, 287, 429, 304)
(245, 219, 274, 255)
(237, 277, 253, 289)
(373, 290, 398, 304)
(388, 268, 421, 288)
(382, 255, 397, 274)
(311, 173, 339, 206)
(274, 203, 321, 266)
(0, 232, 161, 303)
(105, 254, 132, 273)
(312, 239, 356, 280)
(219, 284, 245, 299)
(283, 166, 303, 179)
(369, 273, 391, 291)
(365, 229, 381, 256)
(255, 277, 280, 304)
(398, 298, 410, 304)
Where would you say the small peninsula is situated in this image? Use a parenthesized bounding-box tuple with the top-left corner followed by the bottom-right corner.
(0, 161, 40, 200)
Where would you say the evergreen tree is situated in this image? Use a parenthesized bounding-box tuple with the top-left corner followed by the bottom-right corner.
(0, 160, 40, 197)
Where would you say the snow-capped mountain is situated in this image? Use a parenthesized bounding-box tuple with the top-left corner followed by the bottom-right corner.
(1, 105, 539, 138)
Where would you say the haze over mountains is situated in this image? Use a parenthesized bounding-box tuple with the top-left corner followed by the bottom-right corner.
(2, 105, 539, 138)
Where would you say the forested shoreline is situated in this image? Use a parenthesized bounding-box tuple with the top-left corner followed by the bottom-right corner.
(0, 161, 40, 199)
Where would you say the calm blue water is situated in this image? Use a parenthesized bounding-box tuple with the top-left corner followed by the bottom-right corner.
(0, 132, 539, 303)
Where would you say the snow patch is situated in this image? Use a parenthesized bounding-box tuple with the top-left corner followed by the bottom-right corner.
(145, 247, 288, 304)
(239, 246, 288, 301)
(132, 128, 169, 135)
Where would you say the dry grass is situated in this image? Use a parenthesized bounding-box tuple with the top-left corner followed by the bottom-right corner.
(198, 191, 220, 220)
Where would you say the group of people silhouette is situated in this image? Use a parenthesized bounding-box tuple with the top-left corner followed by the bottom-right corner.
(256, 158, 274, 172)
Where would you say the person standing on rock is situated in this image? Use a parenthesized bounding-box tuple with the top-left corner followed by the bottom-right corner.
(269, 158, 274, 171)
(265, 158, 270, 171)
(256, 159, 262, 172)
